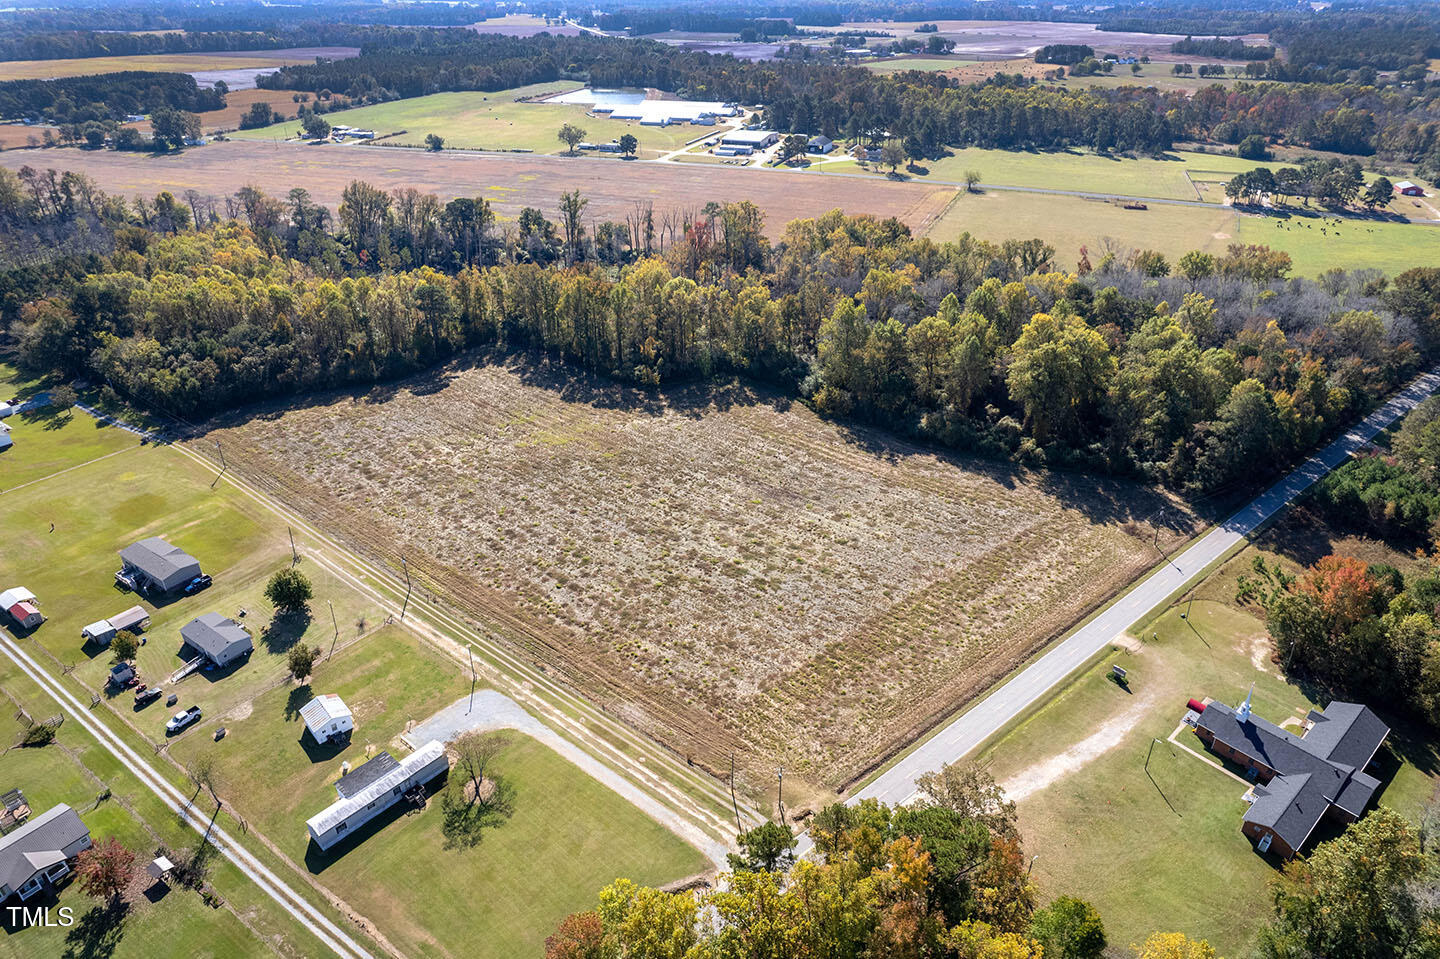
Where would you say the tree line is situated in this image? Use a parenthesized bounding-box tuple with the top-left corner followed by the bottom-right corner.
(246, 30, 1440, 172)
(5, 167, 1440, 500)
(1170, 36, 1275, 60)
(547, 760, 1440, 958)
(0, 71, 223, 126)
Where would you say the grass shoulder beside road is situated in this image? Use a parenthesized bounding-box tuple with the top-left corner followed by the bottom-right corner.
(0, 656, 325, 959)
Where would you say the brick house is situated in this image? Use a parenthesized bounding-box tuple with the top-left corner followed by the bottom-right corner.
(1194, 694, 1388, 859)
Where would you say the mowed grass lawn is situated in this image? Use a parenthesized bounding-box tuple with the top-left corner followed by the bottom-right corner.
(975, 545, 1439, 954)
(0, 696, 262, 959)
(925, 188, 1440, 276)
(168, 627, 708, 959)
(233, 82, 704, 158)
(815, 147, 1322, 202)
(308, 732, 709, 959)
(0, 435, 387, 732)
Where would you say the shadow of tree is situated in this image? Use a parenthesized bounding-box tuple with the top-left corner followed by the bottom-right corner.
(63, 901, 129, 959)
(440, 774, 517, 850)
(285, 683, 312, 722)
(260, 608, 313, 654)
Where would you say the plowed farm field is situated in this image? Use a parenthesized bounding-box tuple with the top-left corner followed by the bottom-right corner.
(0, 141, 952, 238)
(194, 356, 1193, 796)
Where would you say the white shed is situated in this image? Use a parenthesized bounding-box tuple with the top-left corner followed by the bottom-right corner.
(299, 694, 354, 745)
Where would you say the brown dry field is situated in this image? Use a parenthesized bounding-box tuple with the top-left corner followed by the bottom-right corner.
(195, 356, 1194, 795)
(0, 140, 952, 237)
(197, 88, 305, 132)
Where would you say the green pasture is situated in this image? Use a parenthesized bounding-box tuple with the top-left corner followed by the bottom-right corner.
(232, 82, 705, 158)
(865, 57, 979, 73)
(814, 147, 1316, 202)
(926, 187, 1440, 276)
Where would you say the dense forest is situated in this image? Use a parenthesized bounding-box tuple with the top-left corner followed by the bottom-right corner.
(0, 72, 224, 125)
(3, 165, 1437, 501)
(0, 23, 441, 62)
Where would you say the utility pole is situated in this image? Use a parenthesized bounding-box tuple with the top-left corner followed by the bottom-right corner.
(288, 526, 299, 566)
(1145, 737, 1161, 772)
(468, 647, 477, 712)
(729, 754, 742, 835)
(776, 767, 785, 826)
(399, 556, 412, 620)
(209, 440, 227, 489)
(327, 600, 338, 660)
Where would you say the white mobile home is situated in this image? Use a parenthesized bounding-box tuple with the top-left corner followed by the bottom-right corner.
(306, 740, 449, 851)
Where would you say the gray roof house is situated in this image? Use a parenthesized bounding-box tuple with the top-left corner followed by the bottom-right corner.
(0, 804, 92, 902)
(180, 613, 253, 667)
(1195, 695, 1388, 858)
(119, 537, 201, 593)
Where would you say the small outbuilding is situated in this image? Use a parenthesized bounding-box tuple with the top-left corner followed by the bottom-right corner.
(81, 619, 116, 646)
(807, 135, 835, 154)
(0, 401, 13, 418)
(180, 612, 253, 668)
(107, 605, 150, 635)
(1395, 181, 1426, 196)
(300, 694, 355, 745)
(1, 588, 42, 630)
(118, 537, 202, 594)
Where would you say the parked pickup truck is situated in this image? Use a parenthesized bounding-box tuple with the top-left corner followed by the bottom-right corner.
(165, 705, 202, 735)
(134, 685, 163, 708)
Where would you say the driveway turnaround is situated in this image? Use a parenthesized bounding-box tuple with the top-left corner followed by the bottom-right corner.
(405, 692, 732, 869)
(852, 366, 1440, 809)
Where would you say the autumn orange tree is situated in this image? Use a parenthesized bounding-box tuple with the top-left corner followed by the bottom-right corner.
(75, 838, 136, 906)
(1298, 555, 1383, 634)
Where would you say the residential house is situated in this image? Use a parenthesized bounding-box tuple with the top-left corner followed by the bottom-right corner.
(117, 537, 202, 594)
(0, 804, 92, 902)
(305, 741, 449, 851)
(180, 613, 253, 668)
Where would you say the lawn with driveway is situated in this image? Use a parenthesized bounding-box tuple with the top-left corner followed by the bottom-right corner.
(972, 525, 1439, 955)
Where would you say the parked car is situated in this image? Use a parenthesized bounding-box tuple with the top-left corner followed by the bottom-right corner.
(165, 705, 202, 734)
(134, 685, 162, 707)
(182, 575, 213, 596)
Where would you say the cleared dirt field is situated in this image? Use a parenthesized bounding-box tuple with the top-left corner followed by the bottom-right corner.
(0, 140, 952, 238)
(195, 357, 1193, 795)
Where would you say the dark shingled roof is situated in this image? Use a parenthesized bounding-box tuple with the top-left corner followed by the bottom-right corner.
(334, 752, 399, 800)
(1197, 700, 1388, 852)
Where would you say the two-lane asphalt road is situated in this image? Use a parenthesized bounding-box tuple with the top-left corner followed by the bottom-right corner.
(852, 366, 1440, 809)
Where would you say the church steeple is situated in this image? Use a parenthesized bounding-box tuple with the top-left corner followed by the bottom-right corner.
(1236, 684, 1255, 724)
